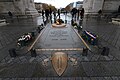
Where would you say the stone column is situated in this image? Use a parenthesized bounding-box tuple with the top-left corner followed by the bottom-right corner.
(83, 0, 104, 14)
(83, 0, 94, 14)
(92, 0, 104, 14)
(0, 0, 38, 16)
(102, 0, 120, 13)
(24, 0, 38, 16)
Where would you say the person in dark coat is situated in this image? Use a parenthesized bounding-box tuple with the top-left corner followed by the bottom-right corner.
(80, 8, 84, 20)
(8, 11, 13, 22)
(71, 8, 77, 20)
(49, 8, 52, 16)
(77, 9, 80, 20)
(8, 11, 13, 18)
(98, 9, 102, 19)
(49, 8, 52, 23)
(45, 9, 49, 21)
(57, 9, 61, 19)
(42, 10, 44, 22)
(118, 6, 120, 13)
(42, 10, 44, 17)
(53, 11, 56, 23)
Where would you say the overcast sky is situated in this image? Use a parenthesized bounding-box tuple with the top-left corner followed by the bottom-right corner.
(34, 0, 83, 8)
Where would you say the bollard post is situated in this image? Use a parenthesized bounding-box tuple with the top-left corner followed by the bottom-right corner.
(30, 48, 37, 57)
(9, 48, 17, 57)
(101, 47, 110, 56)
(82, 48, 88, 56)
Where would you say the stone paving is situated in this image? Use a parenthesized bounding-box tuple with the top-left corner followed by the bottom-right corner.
(0, 16, 43, 61)
(82, 18, 120, 60)
(83, 18, 120, 50)
(0, 14, 120, 79)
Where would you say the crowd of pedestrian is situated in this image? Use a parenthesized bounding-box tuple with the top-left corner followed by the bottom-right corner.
(71, 8, 85, 21)
(41, 8, 61, 24)
(41, 7, 85, 24)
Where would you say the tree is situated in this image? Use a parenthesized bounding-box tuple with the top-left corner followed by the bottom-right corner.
(65, 5, 71, 12)
(48, 4, 57, 11)
(42, 3, 49, 10)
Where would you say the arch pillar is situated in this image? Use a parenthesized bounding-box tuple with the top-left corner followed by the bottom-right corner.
(0, 0, 38, 17)
(83, 0, 104, 15)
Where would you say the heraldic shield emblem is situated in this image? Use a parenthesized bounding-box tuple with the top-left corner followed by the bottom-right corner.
(51, 52, 68, 76)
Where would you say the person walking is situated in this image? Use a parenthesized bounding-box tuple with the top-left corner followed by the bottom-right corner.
(42, 10, 45, 22)
(98, 9, 102, 20)
(8, 11, 13, 18)
(80, 8, 84, 20)
(8, 11, 13, 22)
(49, 8, 52, 23)
(57, 9, 61, 19)
(77, 9, 80, 20)
(53, 11, 56, 23)
(71, 8, 77, 20)
(118, 6, 120, 13)
(44, 9, 50, 24)
(65, 11, 67, 23)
